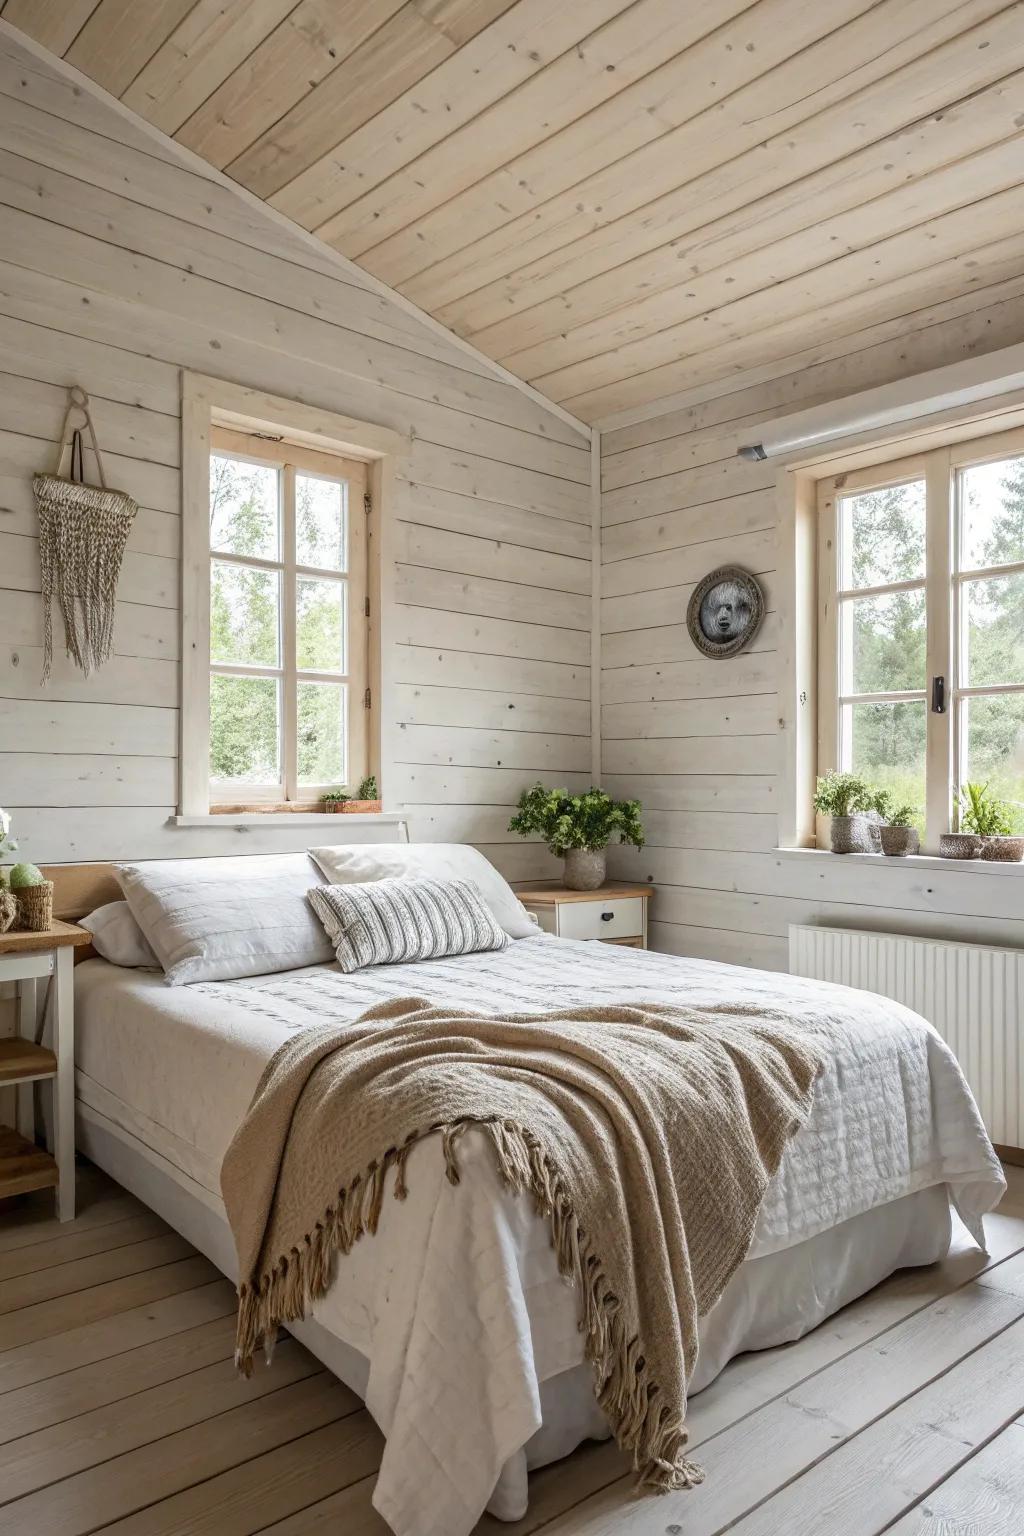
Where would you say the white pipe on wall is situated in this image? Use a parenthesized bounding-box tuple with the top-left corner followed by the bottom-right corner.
(737, 342, 1024, 461)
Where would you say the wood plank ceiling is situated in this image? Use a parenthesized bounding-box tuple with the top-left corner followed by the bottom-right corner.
(3, 0, 1024, 425)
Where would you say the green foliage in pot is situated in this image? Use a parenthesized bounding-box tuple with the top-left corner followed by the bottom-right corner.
(812, 773, 874, 819)
(509, 784, 644, 856)
(356, 775, 378, 800)
(321, 789, 349, 809)
(886, 803, 918, 829)
(8, 862, 44, 889)
(959, 781, 1013, 837)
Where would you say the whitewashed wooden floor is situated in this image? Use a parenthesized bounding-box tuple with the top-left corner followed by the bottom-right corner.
(0, 1163, 1022, 1535)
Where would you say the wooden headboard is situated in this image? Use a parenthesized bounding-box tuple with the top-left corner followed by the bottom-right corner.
(41, 864, 121, 921)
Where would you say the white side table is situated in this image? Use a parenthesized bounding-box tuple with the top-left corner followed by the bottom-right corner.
(513, 882, 652, 948)
(0, 920, 90, 1221)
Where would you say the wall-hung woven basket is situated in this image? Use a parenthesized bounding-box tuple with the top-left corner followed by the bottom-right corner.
(33, 387, 138, 682)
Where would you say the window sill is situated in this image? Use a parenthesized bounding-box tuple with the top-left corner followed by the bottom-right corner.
(775, 846, 1024, 876)
(174, 812, 408, 828)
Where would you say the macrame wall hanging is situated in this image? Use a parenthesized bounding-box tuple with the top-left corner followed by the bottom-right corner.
(33, 386, 138, 682)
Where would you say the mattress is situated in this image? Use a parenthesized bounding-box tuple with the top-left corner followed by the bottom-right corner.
(74, 936, 1005, 1536)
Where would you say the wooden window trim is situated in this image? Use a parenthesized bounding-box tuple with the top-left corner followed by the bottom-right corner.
(180, 373, 404, 816)
(814, 425, 1024, 852)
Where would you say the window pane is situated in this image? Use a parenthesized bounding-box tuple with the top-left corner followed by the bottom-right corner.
(846, 699, 926, 817)
(298, 681, 346, 785)
(962, 694, 1024, 832)
(839, 480, 925, 589)
(296, 474, 347, 572)
(210, 674, 280, 784)
(211, 561, 280, 666)
(210, 455, 279, 560)
(960, 455, 1024, 571)
(297, 575, 346, 672)
(843, 588, 926, 694)
(963, 571, 1024, 687)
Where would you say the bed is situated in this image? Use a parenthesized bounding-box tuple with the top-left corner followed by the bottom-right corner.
(71, 928, 1005, 1536)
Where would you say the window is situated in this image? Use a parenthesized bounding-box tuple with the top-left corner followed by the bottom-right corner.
(818, 428, 1024, 846)
(207, 427, 369, 805)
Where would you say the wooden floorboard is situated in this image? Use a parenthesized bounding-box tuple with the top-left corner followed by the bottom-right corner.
(0, 1163, 1021, 1536)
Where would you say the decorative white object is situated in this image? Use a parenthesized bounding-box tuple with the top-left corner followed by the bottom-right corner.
(33, 387, 137, 681)
(308, 842, 536, 938)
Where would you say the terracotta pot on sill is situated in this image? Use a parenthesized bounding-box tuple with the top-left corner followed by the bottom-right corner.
(339, 799, 383, 814)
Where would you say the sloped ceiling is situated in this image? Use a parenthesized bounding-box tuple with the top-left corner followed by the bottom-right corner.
(4, 0, 1024, 424)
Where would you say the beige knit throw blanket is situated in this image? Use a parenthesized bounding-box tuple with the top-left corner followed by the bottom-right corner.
(222, 995, 822, 1492)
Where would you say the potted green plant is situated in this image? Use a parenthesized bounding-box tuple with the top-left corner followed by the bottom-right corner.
(9, 860, 51, 932)
(508, 784, 644, 890)
(340, 775, 382, 814)
(946, 782, 1024, 862)
(879, 804, 920, 857)
(321, 789, 349, 814)
(813, 773, 881, 853)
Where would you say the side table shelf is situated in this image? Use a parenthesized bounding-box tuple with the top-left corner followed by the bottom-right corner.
(0, 919, 90, 1220)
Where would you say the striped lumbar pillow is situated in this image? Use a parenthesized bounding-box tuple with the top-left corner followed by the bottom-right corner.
(308, 876, 509, 973)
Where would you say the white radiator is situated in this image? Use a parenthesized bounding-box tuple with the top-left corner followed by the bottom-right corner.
(789, 924, 1023, 1149)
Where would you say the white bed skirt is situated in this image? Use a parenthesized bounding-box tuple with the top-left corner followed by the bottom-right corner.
(77, 1101, 954, 1522)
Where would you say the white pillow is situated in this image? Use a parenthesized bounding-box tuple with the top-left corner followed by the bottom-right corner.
(309, 877, 509, 972)
(82, 901, 159, 968)
(116, 853, 333, 986)
(308, 842, 535, 938)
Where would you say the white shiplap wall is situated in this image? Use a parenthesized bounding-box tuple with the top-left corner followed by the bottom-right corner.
(601, 277, 1024, 968)
(0, 32, 594, 881)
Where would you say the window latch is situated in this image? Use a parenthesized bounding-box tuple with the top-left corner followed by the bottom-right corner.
(931, 675, 946, 714)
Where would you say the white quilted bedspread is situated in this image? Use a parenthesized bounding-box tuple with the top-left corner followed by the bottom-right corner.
(74, 936, 1004, 1536)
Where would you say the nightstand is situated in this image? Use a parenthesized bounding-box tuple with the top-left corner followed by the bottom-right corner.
(515, 882, 652, 948)
(0, 920, 91, 1221)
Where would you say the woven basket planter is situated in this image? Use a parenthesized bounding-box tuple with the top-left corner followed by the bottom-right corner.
(880, 825, 920, 857)
(17, 882, 54, 933)
(339, 800, 383, 814)
(829, 813, 882, 854)
(0, 888, 16, 934)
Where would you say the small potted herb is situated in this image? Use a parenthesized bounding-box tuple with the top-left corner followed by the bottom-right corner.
(947, 782, 1024, 862)
(9, 861, 52, 932)
(813, 773, 881, 853)
(321, 789, 349, 814)
(340, 775, 382, 814)
(879, 804, 920, 857)
(508, 784, 644, 890)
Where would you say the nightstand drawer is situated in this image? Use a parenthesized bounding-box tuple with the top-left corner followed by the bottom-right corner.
(557, 897, 645, 942)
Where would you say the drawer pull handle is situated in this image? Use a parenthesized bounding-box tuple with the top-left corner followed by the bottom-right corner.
(600, 911, 615, 922)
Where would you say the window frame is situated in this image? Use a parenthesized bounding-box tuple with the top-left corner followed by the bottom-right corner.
(180, 373, 404, 819)
(816, 425, 1024, 851)
(207, 427, 369, 807)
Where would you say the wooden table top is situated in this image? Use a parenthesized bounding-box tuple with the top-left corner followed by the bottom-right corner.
(513, 880, 653, 905)
(0, 918, 92, 956)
